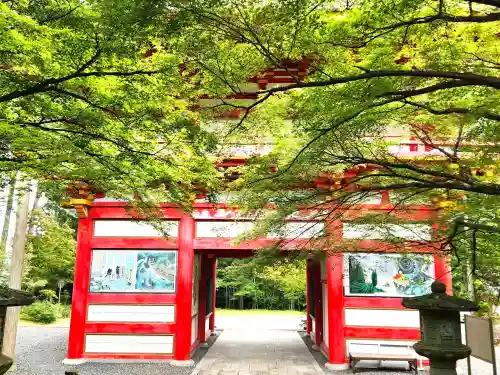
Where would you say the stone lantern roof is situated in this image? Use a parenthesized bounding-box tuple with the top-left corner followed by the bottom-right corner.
(402, 280, 478, 312)
(0, 286, 34, 307)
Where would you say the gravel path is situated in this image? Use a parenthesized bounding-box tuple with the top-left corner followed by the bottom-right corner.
(11, 326, 197, 375)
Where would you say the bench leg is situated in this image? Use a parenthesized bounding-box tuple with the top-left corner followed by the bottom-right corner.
(408, 360, 417, 375)
(349, 357, 358, 373)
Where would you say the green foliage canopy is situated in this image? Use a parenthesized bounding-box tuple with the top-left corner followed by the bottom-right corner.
(156, 0, 500, 298)
(0, 0, 219, 203)
(25, 209, 76, 289)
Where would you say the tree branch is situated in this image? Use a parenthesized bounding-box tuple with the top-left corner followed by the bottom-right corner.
(456, 218, 500, 233)
(403, 100, 500, 121)
(39, 5, 80, 25)
(259, 70, 500, 95)
(17, 118, 173, 162)
(470, 0, 500, 7)
(355, 180, 500, 195)
(373, 12, 500, 32)
(379, 80, 480, 99)
(0, 69, 162, 104)
(51, 88, 111, 113)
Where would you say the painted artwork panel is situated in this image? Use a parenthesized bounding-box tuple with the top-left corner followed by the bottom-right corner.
(192, 253, 201, 316)
(344, 253, 434, 297)
(89, 250, 177, 293)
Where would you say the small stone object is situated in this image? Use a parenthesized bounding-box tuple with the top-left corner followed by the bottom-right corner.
(0, 355, 12, 375)
(0, 286, 34, 375)
(402, 280, 479, 375)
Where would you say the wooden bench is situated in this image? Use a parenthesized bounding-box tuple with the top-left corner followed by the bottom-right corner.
(349, 353, 418, 374)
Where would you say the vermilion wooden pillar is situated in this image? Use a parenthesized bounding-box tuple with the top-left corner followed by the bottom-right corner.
(174, 215, 195, 362)
(305, 259, 312, 335)
(197, 254, 208, 343)
(66, 217, 93, 363)
(435, 253, 453, 295)
(313, 260, 323, 347)
(209, 257, 216, 332)
(325, 253, 348, 371)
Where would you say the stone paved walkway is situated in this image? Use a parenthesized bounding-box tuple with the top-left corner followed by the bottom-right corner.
(192, 328, 325, 375)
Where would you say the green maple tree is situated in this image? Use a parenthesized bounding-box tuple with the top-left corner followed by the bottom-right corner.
(158, 0, 500, 298)
(0, 0, 219, 204)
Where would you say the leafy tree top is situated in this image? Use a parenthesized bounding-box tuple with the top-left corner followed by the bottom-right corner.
(0, 0, 220, 204)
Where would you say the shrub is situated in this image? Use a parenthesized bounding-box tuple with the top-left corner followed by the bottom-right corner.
(60, 291, 71, 305)
(39, 289, 57, 303)
(61, 304, 71, 318)
(53, 303, 71, 319)
(21, 301, 57, 324)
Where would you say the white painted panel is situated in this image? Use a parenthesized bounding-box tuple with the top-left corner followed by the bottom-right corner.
(266, 82, 294, 89)
(320, 258, 326, 280)
(87, 305, 175, 323)
(196, 221, 254, 238)
(311, 317, 315, 336)
(358, 193, 382, 205)
(278, 222, 325, 239)
(193, 208, 257, 220)
(342, 223, 431, 241)
(238, 82, 260, 93)
(85, 334, 173, 354)
(345, 309, 420, 328)
(191, 315, 198, 345)
(94, 220, 178, 237)
(322, 283, 328, 348)
(205, 317, 210, 331)
(343, 193, 382, 205)
(192, 254, 201, 315)
(93, 197, 128, 203)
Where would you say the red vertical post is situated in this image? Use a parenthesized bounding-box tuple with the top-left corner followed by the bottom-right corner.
(197, 254, 208, 343)
(432, 219, 452, 295)
(325, 253, 348, 370)
(66, 217, 93, 363)
(434, 253, 453, 295)
(305, 259, 312, 334)
(209, 257, 216, 332)
(313, 261, 323, 347)
(174, 215, 195, 362)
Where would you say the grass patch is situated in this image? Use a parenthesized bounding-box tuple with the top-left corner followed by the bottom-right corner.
(216, 309, 305, 316)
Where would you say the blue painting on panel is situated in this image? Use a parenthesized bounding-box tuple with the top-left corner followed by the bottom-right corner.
(89, 250, 177, 293)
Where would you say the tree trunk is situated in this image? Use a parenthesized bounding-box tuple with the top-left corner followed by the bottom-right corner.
(3, 180, 35, 360)
(0, 173, 17, 253)
(26, 185, 42, 237)
(464, 259, 475, 301)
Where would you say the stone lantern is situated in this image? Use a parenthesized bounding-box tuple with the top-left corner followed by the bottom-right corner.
(0, 286, 34, 374)
(402, 280, 478, 375)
